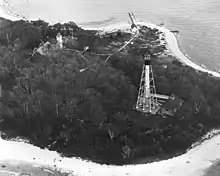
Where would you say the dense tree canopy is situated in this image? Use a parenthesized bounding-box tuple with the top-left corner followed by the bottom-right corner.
(1, 18, 220, 165)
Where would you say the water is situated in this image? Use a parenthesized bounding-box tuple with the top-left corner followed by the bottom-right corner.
(6, 0, 220, 69)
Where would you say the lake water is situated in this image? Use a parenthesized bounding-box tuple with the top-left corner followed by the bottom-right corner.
(6, 0, 220, 69)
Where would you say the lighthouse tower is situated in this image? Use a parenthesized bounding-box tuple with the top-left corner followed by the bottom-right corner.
(135, 54, 170, 114)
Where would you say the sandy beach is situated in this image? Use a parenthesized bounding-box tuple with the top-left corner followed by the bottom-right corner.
(1, 129, 220, 176)
(1, 0, 220, 78)
(84, 21, 220, 78)
(1, 2, 220, 176)
(135, 21, 220, 78)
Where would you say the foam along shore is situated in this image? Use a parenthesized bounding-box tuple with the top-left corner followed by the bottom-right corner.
(1, 129, 220, 176)
(0, 3, 21, 21)
(0, 0, 29, 21)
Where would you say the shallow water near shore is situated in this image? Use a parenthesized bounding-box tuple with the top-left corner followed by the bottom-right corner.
(5, 0, 220, 70)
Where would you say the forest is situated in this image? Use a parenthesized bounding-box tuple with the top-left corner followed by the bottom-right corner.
(1, 17, 220, 165)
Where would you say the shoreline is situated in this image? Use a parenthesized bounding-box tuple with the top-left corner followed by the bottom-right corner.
(1, 4, 220, 176)
(135, 20, 220, 77)
(76, 20, 220, 78)
(1, 2, 220, 78)
(1, 129, 220, 176)
(0, 0, 29, 20)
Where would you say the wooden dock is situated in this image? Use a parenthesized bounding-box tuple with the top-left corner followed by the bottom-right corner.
(128, 12, 137, 28)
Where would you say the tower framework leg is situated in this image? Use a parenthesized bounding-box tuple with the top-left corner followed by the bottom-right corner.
(135, 55, 161, 114)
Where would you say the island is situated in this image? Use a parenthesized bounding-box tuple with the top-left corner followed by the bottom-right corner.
(1, 13, 220, 169)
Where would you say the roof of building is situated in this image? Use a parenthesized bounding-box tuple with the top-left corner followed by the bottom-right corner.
(162, 96, 183, 110)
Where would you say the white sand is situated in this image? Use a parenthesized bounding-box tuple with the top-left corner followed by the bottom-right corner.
(1, 130, 220, 176)
(1, 1, 220, 78)
(85, 20, 220, 78)
(1, 3, 220, 176)
(136, 21, 220, 77)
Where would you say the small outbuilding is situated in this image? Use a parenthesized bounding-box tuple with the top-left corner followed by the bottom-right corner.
(159, 96, 184, 116)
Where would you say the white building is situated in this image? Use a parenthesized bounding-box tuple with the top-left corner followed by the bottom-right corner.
(56, 32, 63, 49)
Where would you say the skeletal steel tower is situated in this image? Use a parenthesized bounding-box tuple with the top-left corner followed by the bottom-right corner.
(135, 54, 170, 114)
